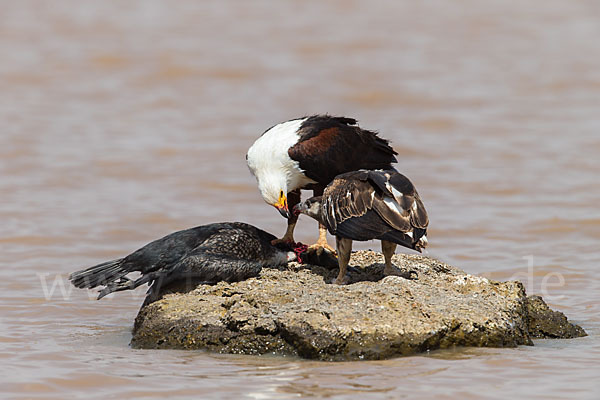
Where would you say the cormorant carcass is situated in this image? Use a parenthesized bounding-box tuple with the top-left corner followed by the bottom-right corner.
(69, 222, 297, 305)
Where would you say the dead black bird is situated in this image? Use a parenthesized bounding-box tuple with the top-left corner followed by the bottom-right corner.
(294, 169, 429, 284)
(69, 222, 297, 305)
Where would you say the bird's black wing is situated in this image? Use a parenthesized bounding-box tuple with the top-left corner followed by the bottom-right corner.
(288, 116, 397, 184)
(140, 254, 265, 306)
(295, 115, 358, 141)
(161, 253, 264, 286)
(194, 222, 280, 262)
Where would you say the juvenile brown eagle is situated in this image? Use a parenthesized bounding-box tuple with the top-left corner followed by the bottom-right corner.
(294, 169, 428, 284)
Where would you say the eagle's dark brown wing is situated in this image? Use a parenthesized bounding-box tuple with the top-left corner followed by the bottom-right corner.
(287, 116, 397, 184)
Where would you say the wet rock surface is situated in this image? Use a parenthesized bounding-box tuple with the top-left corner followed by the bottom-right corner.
(526, 295, 587, 339)
(131, 251, 587, 360)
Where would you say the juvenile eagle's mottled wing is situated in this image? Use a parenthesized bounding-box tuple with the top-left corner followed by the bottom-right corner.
(320, 170, 375, 233)
(320, 170, 429, 249)
(367, 170, 429, 232)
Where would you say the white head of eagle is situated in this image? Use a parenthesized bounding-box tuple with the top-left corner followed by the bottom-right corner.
(247, 117, 316, 217)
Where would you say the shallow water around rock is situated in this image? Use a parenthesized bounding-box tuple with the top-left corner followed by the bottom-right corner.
(1, 1, 599, 399)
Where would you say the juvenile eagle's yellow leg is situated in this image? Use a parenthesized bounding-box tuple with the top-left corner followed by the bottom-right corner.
(381, 240, 398, 275)
(381, 240, 418, 280)
(307, 223, 337, 255)
(333, 237, 351, 284)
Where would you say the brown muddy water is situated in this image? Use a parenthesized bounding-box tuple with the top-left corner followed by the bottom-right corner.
(1, 1, 599, 399)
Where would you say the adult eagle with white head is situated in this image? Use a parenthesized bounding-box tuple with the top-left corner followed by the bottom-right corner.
(246, 115, 397, 252)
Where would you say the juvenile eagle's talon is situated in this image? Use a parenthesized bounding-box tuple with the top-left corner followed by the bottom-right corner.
(307, 243, 336, 256)
(331, 275, 350, 285)
(384, 266, 418, 280)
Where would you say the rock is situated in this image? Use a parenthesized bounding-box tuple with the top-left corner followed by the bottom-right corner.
(526, 295, 587, 339)
(131, 251, 587, 360)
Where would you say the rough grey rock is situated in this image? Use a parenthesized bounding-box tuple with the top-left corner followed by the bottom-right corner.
(131, 251, 587, 360)
(526, 295, 587, 339)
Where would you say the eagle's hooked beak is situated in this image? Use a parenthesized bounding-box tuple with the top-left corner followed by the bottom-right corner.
(274, 191, 290, 219)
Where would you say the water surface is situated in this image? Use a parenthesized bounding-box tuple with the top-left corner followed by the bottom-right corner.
(1, 1, 598, 399)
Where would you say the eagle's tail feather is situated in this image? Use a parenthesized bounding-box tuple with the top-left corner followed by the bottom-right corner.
(380, 228, 428, 252)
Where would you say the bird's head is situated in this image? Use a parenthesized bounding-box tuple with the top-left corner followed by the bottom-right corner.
(247, 149, 291, 218)
(256, 177, 290, 219)
(293, 196, 323, 222)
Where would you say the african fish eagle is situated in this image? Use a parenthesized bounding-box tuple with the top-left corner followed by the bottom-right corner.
(293, 169, 428, 284)
(246, 115, 397, 252)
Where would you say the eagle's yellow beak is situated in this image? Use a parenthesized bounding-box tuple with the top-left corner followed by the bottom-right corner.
(274, 191, 290, 219)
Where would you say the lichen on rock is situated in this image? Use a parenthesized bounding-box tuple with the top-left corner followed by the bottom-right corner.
(130, 251, 587, 360)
